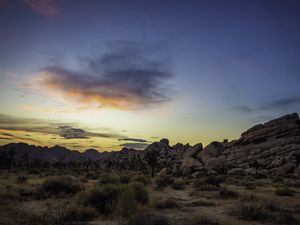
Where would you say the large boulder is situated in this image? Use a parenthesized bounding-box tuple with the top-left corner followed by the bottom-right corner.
(183, 143, 203, 158)
(204, 156, 227, 172)
(198, 141, 224, 164)
(180, 157, 203, 173)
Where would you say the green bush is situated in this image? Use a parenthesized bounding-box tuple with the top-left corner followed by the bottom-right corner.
(129, 182, 148, 204)
(81, 183, 148, 216)
(81, 185, 120, 214)
(39, 176, 82, 197)
(116, 186, 137, 217)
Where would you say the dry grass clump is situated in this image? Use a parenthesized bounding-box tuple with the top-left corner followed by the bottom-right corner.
(151, 197, 181, 209)
(229, 193, 298, 224)
(218, 186, 238, 199)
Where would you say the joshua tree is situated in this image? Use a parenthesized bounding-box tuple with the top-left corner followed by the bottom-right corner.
(144, 150, 159, 177)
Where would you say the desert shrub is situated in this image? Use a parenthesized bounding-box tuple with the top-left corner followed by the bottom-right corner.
(132, 175, 148, 185)
(218, 186, 238, 199)
(126, 213, 170, 225)
(81, 184, 120, 214)
(155, 176, 174, 189)
(275, 186, 294, 196)
(120, 174, 131, 184)
(152, 197, 181, 209)
(15, 176, 28, 184)
(129, 182, 148, 204)
(98, 173, 120, 184)
(230, 195, 269, 221)
(179, 214, 222, 225)
(116, 186, 137, 217)
(81, 183, 148, 216)
(171, 178, 185, 190)
(39, 176, 82, 197)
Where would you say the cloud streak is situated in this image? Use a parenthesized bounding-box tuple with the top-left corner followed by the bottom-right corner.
(36, 41, 174, 110)
(233, 96, 300, 113)
(24, 0, 60, 18)
(118, 138, 148, 143)
(0, 114, 123, 140)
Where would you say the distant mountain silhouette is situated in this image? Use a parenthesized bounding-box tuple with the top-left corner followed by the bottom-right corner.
(0, 143, 113, 162)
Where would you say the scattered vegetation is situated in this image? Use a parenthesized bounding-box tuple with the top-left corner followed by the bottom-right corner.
(39, 176, 82, 197)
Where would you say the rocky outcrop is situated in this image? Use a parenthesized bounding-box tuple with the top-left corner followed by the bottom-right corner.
(223, 113, 300, 175)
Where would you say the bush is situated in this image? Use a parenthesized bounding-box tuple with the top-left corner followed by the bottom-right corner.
(126, 213, 170, 225)
(171, 178, 185, 190)
(98, 173, 120, 184)
(275, 186, 294, 196)
(132, 175, 148, 185)
(116, 186, 137, 217)
(81, 183, 148, 216)
(39, 176, 82, 197)
(81, 185, 120, 215)
(230, 195, 269, 221)
(218, 187, 238, 199)
(129, 182, 148, 204)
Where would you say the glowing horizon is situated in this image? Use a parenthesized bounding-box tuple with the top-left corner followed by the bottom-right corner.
(1, 0, 300, 151)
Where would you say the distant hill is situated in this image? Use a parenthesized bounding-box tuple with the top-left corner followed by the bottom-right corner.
(0, 142, 113, 162)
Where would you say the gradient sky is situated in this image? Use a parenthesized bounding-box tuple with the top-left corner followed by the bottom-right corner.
(0, 0, 300, 151)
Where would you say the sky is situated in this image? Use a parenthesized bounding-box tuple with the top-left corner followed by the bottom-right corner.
(0, 0, 300, 151)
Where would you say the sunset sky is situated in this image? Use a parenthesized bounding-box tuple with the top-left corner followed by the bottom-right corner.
(0, 0, 300, 151)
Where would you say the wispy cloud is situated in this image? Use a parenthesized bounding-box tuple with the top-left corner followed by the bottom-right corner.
(24, 0, 60, 18)
(0, 114, 123, 140)
(118, 138, 148, 143)
(233, 96, 300, 113)
(35, 41, 174, 110)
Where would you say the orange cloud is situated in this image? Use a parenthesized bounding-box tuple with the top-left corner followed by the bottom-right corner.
(24, 0, 60, 18)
